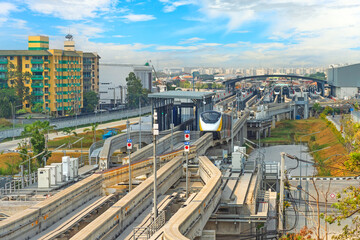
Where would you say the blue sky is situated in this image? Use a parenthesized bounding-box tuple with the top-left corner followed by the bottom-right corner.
(1, 0, 360, 68)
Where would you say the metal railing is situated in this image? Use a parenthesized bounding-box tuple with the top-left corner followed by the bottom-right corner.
(132, 210, 166, 240)
(0, 172, 37, 196)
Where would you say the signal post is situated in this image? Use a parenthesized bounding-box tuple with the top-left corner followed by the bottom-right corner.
(184, 130, 190, 198)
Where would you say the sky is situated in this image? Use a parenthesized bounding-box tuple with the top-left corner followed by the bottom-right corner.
(1, 0, 360, 68)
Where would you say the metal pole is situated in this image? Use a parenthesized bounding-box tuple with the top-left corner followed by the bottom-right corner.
(170, 123, 174, 151)
(152, 107, 158, 220)
(12, 102, 15, 140)
(28, 156, 31, 185)
(128, 148, 132, 191)
(153, 133, 158, 220)
(305, 154, 308, 227)
(186, 151, 189, 198)
(139, 97, 142, 149)
(279, 152, 285, 233)
(21, 165, 24, 188)
(81, 139, 83, 166)
(231, 110, 234, 153)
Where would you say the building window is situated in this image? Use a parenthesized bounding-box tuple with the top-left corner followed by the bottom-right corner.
(25, 64, 29, 68)
(10, 56, 14, 60)
(25, 56, 29, 60)
(26, 104, 29, 108)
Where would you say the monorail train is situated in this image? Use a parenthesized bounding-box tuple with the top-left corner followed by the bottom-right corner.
(274, 86, 281, 95)
(199, 110, 232, 139)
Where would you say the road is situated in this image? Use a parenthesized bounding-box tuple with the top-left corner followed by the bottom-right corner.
(0, 117, 140, 152)
(288, 178, 359, 238)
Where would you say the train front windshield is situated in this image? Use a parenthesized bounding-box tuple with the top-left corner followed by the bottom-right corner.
(201, 111, 221, 123)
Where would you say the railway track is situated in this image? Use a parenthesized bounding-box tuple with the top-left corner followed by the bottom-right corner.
(39, 194, 117, 240)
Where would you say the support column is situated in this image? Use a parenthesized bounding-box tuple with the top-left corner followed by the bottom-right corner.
(272, 116, 276, 128)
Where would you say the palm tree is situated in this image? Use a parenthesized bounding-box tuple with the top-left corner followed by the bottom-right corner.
(83, 122, 99, 144)
(62, 127, 77, 148)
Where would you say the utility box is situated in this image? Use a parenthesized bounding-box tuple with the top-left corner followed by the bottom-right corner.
(51, 163, 63, 183)
(38, 168, 50, 188)
(45, 165, 57, 186)
(70, 158, 79, 178)
(69, 158, 75, 180)
(232, 147, 247, 172)
(232, 152, 243, 172)
(62, 156, 70, 181)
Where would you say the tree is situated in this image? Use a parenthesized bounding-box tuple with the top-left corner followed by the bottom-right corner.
(22, 121, 51, 167)
(0, 88, 20, 118)
(83, 122, 99, 144)
(326, 118, 360, 239)
(6, 62, 32, 107)
(31, 103, 43, 113)
(126, 72, 149, 108)
(83, 91, 99, 113)
(62, 127, 77, 148)
(312, 103, 322, 117)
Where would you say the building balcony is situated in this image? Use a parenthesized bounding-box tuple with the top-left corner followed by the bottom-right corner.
(32, 91, 44, 96)
(32, 99, 44, 104)
(31, 59, 44, 64)
(45, 59, 50, 63)
(31, 83, 44, 88)
(0, 83, 8, 88)
(0, 59, 8, 64)
(0, 68, 7, 72)
(44, 75, 50, 79)
(44, 67, 50, 71)
(31, 75, 44, 80)
(45, 99, 50, 103)
(31, 67, 43, 72)
(45, 83, 50, 87)
(45, 91, 50, 95)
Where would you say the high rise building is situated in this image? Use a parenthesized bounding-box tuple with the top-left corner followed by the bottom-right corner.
(0, 35, 100, 117)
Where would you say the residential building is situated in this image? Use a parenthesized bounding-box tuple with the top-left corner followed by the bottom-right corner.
(0, 35, 100, 117)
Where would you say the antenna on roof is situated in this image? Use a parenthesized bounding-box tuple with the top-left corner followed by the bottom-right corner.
(65, 33, 73, 41)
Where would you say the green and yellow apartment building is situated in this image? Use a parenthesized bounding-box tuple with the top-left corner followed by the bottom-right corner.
(0, 36, 100, 117)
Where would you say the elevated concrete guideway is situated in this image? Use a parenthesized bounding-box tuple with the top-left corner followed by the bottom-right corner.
(224, 74, 327, 96)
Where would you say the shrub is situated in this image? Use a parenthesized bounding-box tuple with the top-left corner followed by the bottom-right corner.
(16, 109, 27, 115)
(0, 118, 12, 128)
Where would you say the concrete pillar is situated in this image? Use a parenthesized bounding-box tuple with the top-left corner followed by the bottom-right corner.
(272, 116, 276, 128)
(256, 130, 259, 140)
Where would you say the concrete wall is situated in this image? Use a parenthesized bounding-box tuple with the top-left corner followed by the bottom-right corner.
(334, 87, 358, 99)
(327, 63, 360, 87)
(0, 106, 151, 139)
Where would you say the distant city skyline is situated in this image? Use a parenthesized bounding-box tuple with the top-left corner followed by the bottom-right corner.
(1, 0, 360, 68)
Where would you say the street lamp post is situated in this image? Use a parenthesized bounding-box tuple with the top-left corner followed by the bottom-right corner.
(153, 109, 159, 220)
(299, 131, 320, 207)
(139, 97, 142, 150)
(11, 103, 22, 140)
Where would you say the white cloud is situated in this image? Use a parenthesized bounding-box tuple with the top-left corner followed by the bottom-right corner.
(160, 0, 196, 13)
(157, 45, 198, 50)
(0, 2, 17, 16)
(179, 37, 204, 44)
(122, 14, 156, 22)
(112, 35, 131, 38)
(25, 0, 117, 20)
(56, 23, 105, 38)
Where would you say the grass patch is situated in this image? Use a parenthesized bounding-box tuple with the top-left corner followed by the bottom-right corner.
(261, 118, 349, 177)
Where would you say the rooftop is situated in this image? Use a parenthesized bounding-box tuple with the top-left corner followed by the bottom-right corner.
(148, 90, 215, 100)
(0, 50, 52, 56)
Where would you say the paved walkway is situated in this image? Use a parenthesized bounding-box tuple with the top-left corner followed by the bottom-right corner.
(0, 117, 140, 152)
(326, 115, 345, 138)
